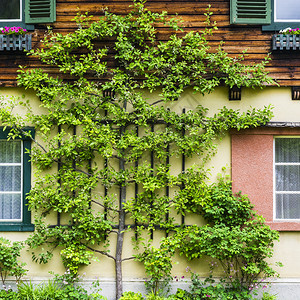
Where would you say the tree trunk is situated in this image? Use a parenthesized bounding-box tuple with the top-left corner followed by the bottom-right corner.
(116, 180, 126, 299)
(115, 121, 126, 299)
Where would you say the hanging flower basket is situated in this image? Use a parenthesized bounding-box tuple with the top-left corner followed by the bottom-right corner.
(0, 34, 32, 51)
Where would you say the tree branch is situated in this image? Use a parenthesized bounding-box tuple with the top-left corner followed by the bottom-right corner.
(150, 99, 165, 106)
(86, 246, 116, 261)
(122, 256, 135, 262)
(19, 127, 48, 153)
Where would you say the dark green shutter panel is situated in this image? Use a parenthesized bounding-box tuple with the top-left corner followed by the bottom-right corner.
(230, 0, 271, 24)
(25, 0, 56, 23)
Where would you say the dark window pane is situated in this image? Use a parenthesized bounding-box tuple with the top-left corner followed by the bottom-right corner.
(275, 138, 300, 163)
(0, 0, 21, 20)
(276, 194, 300, 219)
(276, 165, 300, 191)
(0, 141, 21, 163)
(0, 193, 21, 220)
(0, 166, 21, 191)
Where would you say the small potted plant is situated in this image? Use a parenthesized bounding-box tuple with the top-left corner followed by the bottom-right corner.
(0, 26, 32, 51)
(273, 27, 300, 51)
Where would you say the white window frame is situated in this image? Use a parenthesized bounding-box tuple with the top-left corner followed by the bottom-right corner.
(274, 136, 300, 221)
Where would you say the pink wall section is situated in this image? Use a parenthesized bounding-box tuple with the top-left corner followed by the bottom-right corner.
(231, 128, 300, 231)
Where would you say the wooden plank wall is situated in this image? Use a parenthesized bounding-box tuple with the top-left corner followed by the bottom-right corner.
(0, 0, 298, 87)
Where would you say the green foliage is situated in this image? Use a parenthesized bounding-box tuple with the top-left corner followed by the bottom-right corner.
(17, 280, 61, 300)
(171, 179, 279, 289)
(261, 292, 277, 300)
(136, 247, 174, 296)
(0, 289, 19, 300)
(119, 291, 172, 300)
(0, 1, 279, 298)
(145, 292, 168, 300)
(172, 274, 253, 300)
(16, 271, 106, 300)
(171, 274, 278, 300)
(172, 170, 255, 225)
(119, 292, 144, 300)
(0, 237, 27, 286)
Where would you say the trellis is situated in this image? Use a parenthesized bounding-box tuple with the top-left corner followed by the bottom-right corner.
(52, 107, 189, 239)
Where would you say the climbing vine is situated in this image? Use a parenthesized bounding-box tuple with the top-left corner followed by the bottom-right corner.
(0, 2, 278, 299)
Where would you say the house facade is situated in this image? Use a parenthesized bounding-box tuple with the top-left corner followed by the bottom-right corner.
(1, 0, 300, 299)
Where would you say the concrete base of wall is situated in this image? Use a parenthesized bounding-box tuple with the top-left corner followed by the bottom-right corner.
(3, 277, 300, 299)
(96, 279, 300, 300)
(268, 278, 300, 300)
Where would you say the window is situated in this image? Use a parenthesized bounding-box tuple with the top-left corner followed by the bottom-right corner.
(0, 128, 34, 232)
(263, 0, 300, 31)
(231, 127, 300, 231)
(275, 138, 300, 220)
(230, 0, 300, 30)
(0, 0, 56, 29)
(0, 0, 22, 22)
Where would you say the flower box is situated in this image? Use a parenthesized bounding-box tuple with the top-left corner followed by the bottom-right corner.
(272, 34, 300, 50)
(0, 34, 32, 51)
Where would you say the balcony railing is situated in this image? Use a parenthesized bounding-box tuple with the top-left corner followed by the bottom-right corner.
(0, 34, 32, 51)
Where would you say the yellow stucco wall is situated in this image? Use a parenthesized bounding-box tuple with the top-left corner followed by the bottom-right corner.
(0, 86, 299, 282)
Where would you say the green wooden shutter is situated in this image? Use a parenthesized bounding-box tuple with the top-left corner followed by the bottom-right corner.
(25, 0, 56, 24)
(230, 0, 271, 24)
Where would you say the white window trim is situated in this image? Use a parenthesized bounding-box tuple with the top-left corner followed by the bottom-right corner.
(274, 136, 300, 221)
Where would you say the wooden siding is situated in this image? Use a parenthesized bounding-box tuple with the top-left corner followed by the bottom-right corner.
(0, 0, 298, 87)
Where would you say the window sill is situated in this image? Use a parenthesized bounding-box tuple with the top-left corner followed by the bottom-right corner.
(266, 221, 300, 231)
(272, 34, 300, 50)
(0, 34, 32, 51)
(0, 223, 34, 232)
